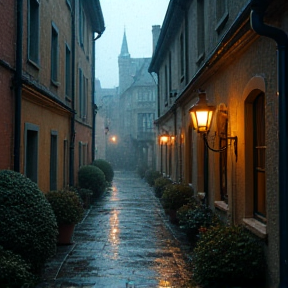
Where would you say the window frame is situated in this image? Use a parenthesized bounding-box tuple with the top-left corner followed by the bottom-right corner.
(51, 22, 59, 85)
(28, 0, 40, 67)
(65, 44, 71, 100)
(24, 123, 39, 184)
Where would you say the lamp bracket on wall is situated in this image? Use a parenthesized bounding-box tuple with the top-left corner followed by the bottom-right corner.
(203, 133, 238, 162)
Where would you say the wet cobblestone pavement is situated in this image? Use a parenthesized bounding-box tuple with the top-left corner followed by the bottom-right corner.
(37, 171, 195, 288)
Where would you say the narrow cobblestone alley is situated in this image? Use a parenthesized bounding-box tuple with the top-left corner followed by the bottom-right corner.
(37, 171, 194, 288)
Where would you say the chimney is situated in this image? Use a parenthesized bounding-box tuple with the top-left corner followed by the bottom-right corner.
(152, 25, 161, 54)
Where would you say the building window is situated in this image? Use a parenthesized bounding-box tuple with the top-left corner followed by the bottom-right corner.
(253, 93, 266, 219)
(138, 90, 155, 102)
(164, 65, 168, 105)
(79, 142, 88, 168)
(245, 91, 266, 222)
(180, 33, 185, 81)
(28, 0, 40, 65)
(79, 0, 86, 49)
(137, 113, 154, 133)
(24, 123, 39, 183)
(215, 0, 229, 33)
(79, 69, 87, 120)
(169, 51, 172, 98)
(65, 44, 71, 99)
(50, 131, 58, 191)
(197, 0, 205, 62)
(51, 23, 59, 83)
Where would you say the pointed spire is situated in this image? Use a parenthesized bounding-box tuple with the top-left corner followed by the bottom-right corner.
(119, 28, 130, 58)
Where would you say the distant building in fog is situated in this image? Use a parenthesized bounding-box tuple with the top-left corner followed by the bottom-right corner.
(95, 27, 160, 171)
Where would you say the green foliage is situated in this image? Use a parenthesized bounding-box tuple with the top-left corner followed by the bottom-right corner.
(78, 165, 106, 198)
(136, 164, 148, 178)
(0, 170, 57, 273)
(0, 245, 37, 288)
(76, 188, 93, 209)
(46, 189, 84, 225)
(177, 204, 220, 244)
(144, 169, 162, 186)
(92, 159, 114, 183)
(192, 225, 266, 287)
(161, 183, 194, 211)
(154, 176, 173, 198)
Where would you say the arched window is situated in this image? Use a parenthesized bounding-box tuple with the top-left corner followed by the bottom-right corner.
(245, 91, 266, 222)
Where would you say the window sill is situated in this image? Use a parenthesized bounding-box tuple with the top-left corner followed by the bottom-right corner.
(28, 58, 40, 70)
(243, 218, 267, 239)
(196, 52, 205, 65)
(215, 11, 229, 34)
(51, 80, 60, 87)
(214, 200, 228, 212)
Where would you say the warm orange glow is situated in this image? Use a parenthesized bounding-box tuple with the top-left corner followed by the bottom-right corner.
(111, 136, 117, 142)
(189, 92, 215, 133)
(159, 279, 172, 287)
(160, 134, 169, 145)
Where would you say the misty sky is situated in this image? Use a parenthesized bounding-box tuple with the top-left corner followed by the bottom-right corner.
(95, 0, 170, 88)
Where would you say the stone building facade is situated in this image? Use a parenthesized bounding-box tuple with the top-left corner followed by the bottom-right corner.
(0, 0, 105, 192)
(149, 0, 288, 286)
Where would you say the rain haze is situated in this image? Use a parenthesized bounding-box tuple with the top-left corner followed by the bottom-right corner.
(95, 0, 170, 88)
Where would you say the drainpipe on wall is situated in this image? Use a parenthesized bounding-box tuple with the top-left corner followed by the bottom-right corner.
(92, 32, 103, 161)
(250, 0, 288, 286)
(14, 0, 23, 172)
(69, 0, 76, 187)
(92, 38, 96, 161)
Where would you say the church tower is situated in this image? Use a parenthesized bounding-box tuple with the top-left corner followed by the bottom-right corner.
(118, 30, 133, 94)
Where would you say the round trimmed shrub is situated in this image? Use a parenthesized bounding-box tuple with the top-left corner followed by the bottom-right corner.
(78, 165, 106, 198)
(0, 245, 37, 288)
(0, 170, 57, 273)
(192, 225, 266, 287)
(161, 183, 194, 211)
(45, 190, 84, 225)
(92, 159, 114, 182)
(144, 169, 162, 186)
(154, 176, 173, 198)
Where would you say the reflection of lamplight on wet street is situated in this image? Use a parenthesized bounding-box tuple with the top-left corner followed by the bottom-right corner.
(111, 186, 119, 201)
(109, 209, 120, 259)
(159, 279, 171, 287)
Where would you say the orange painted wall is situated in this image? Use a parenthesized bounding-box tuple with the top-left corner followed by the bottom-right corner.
(21, 88, 71, 193)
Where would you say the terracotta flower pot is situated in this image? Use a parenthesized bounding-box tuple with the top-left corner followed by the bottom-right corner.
(57, 224, 75, 245)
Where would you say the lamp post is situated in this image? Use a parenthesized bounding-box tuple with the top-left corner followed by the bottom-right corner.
(189, 91, 237, 203)
(160, 134, 169, 175)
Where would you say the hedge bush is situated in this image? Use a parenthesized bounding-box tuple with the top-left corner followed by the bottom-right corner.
(154, 176, 173, 198)
(0, 170, 57, 273)
(192, 225, 266, 287)
(161, 183, 194, 211)
(78, 165, 106, 198)
(0, 245, 37, 288)
(144, 169, 162, 186)
(92, 159, 114, 183)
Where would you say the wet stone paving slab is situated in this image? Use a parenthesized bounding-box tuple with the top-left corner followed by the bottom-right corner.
(37, 171, 195, 288)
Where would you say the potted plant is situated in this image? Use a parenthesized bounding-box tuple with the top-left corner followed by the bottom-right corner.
(46, 189, 84, 245)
